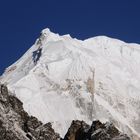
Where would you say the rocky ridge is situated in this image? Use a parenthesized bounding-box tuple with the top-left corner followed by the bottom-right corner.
(64, 120, 130, 140)
(0, 84, 60, 140)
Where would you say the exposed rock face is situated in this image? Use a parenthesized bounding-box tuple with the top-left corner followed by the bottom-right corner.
(63, 120, 130, 140)
(0, 84, 60, 140)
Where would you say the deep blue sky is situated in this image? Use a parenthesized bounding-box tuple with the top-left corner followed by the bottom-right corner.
(0, 0, 140, 74)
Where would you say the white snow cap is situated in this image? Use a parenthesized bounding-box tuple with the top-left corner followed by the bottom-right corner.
(41, 28, 52, 35)
(1, 28, 140, 139)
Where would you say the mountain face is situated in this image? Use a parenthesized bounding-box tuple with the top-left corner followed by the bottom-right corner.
(1, 28, 140, 139)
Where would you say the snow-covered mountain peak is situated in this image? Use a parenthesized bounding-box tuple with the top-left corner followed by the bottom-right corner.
(41, 28, 51, 34)
(1, 28, 140, 139)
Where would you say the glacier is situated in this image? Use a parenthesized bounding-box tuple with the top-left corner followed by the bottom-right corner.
(1, 28, 140, 139)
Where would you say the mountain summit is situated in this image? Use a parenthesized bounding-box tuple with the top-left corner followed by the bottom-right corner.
(1, 28, 140, 139)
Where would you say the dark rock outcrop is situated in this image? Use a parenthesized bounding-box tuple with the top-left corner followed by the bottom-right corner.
(63, 120, 130, 140)
(0, 84, 60, 140)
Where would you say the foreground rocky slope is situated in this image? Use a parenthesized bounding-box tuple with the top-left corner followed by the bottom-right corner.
(0, 84, 60, 140)
(64, 120, 130, 140)
(0, 84, 130, 140)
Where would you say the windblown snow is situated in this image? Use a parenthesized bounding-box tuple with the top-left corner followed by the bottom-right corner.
(1, 28, 140, 139)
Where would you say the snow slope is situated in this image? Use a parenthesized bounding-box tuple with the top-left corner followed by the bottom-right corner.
(1, 28, 140, 139)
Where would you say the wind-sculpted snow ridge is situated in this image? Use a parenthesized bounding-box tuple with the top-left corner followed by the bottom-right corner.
(1, 28, 140, 139)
